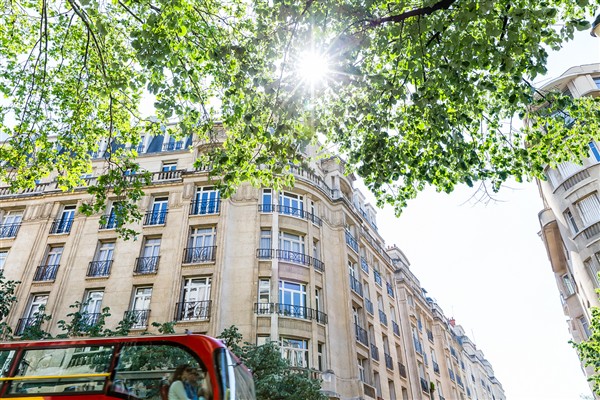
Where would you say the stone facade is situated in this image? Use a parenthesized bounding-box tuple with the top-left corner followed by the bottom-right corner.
(0, 133, 504, 399)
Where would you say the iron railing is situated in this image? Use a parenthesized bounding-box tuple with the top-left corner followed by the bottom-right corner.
(392, 321, 400, 336)
(124, 309, 151, 329)
(87, 260, 112, 277)
(433, 361, 440, 374)
(99, 215, 118, 230)
(349, 275, 363, 297)
(143, 210, 167, 226)
(254, 302, 275, 315)
(386, 282, 395, 297)
(370, 344, 379, 361)
(360, 258, 369, 274)
(256, 248, 274, 259)
(134, 256, 160, 274)
(398, 362, 407, 378)
(276, 249, 311, 266)
(182, 246, 216, 263)
(427, 329, 434, 342)
(449, 369, 456, 381)
(414, 338, 423, 355)
(345, 230, 359, 252)
(49, 218, 74, 234)
(312, 257, 324, 272)
(355, 324, 368, 346)
(0, 223, 21, 238)
(373, 270, 382, 286)
(175, 300, 211, 321)
(384, 353, 394, 370)
(33, 264, 59, 281)
(365, 298, 374, 315)
(190, 199, 221, 215)
(420, 378, 429, 392)
(162, 141, 185, 151)
(378, 310, 388, 326)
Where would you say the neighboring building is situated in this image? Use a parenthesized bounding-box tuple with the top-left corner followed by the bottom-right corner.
(536, 64, 600, 389)
(0, 127, 504, 399)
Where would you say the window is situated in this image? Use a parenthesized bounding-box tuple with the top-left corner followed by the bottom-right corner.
(374, 371, 382, 397)
(258, 279, 271, 302)
(101, 202, 120, 229)
(51, 205, 76, 234)
(192, 187, 220, 215)
(127, 287, 152, 328)
(35, 245, 63, 281)
(389, 380, 397, 400)
(185, 227, 216, 263)
(577, 194, 600, 226)
(278, 231, 307, 264)
(82, 290, 104, 326)
(17, 294, 48, 335)
(257, 229, 272, 258)
(88, 242, 114, 277)
(145, 197, 168, 225)
(564, 209, 579, 234)
(0, 250, 6, 270)
(260, 189, 274, 212)
(136, 237, 161, 273)
(279, 280, 307, 318)
(590, 142, 600, 162)
(562, 274, 576, 296)
(585, 257, 600, 287)
(317, 343, 324, 371)
(279, 191, 304, 218)
(0, 210, 23, 238)
(177, 277, 211, 320)
(161, 161, 177, 171)
(358, 358, 367, 383)
(280, 337, 308, 368)
(580, 316, 591, 338)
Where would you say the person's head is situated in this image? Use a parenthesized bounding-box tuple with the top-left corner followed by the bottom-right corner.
(172, 364, 191, 382)
(187, 368, 199, 383)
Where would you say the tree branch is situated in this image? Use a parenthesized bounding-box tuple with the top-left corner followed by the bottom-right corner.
(369, 0, 457, 26)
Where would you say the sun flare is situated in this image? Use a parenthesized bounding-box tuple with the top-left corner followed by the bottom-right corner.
(297, 51, 330, 86)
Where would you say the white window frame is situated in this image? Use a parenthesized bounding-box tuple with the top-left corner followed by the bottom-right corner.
(280, 337, 309, 368)
(258, 279, 271, 303)
(564, 209, 579, 234)
(83, 290, 104, 315)
(161, 161, 177, 172)
(0, 250, 7, 270)
(193, 186, 220, 215)
(95, 242, 115, 262)
(279, 191, 304, 218)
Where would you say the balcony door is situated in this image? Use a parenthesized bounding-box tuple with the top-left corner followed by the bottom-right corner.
(181, 278, 211, 320)
(57, 205, 76, 232)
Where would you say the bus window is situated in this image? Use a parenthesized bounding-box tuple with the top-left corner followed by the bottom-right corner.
(0, 349, 15, 377)
(215, 348, 255, 400)
(7, 345, 114, 395)
(110, 343, 209, 400)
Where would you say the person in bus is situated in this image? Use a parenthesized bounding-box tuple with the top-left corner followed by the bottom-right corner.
(169, 364, 194, 400)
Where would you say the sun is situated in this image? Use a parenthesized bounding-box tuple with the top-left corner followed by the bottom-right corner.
(297, 51, 330, 87)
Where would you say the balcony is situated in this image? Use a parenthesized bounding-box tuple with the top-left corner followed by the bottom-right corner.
(312, 257, 324, 272)
(413, 338, 423, 355)
(49, 218, 74, 234)
(256, 248, 274, 259)
(355, 324, 369, 347)
(162, 141, 185, 151)
(124, 309, 150, 329)
(152, 169, 182, 182)
(257, 204, 323, 226)
(87, 260, 112, 277)
(373, 270, 382, 287)
(175, 300, 211, 321)
(33, 264, 59, 281)
(190, 199, 221, 215)
(0, 222, 21, 238)
(183, 246, 216, 264)
(349, 275, 363, 297)
(384, 353, 394, 370)
(457, 375, 464, 388)
(386, 282, 395, 298)
(365, 298, 374, 315)
(276, 249, 311, 266)
(370, 344, 379, 361)
(276, 303, 312, 321)
(561, 169, 590, 191)
(449, 368, 456, 382)
(581, 221, 600, 241)
(450, 346, 458, 359)
(420, 378, 429, 393)
(345, 230, 359, 253)
(99, 215, 118, 230)
(398, 362, 407, 379)
(392, 321, 400, 336)
(134, 256, 160, 274)
(360, 258, 369, 274)
(143, 210, 167, 226)
(433, 361, 440, 374)
(254, 303, 329, 324)
(255, 302, 275, 315)
(15, 317, 38, 335)
(378, 310, 387, 326)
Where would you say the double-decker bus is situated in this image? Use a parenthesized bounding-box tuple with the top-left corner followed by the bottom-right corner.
(0, 334, 255, 400)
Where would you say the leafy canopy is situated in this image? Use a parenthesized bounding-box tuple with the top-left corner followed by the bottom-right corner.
(0, 0, 598, 220)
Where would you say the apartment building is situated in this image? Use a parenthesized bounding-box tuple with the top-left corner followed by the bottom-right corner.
(0, 127, 504, 399)
(536, 64, 600, 386)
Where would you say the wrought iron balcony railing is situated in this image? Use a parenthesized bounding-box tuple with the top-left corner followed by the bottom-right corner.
(373, 270, 382, 287)
(0, 223, 21, 238)
(99, 215, 118, 230)
(345, 230, 359, 252)
(190, 199, 221, 215)
(386, 282, 395, 297)
(384, 353, 394, 370)
(355, 323, 368, 346)
(378, 310, 388, 326)
(143, 210, 167, 226)
(253, 303, 329, 324)
(420, 378, 429, 392)
(427, 329, 434, 342)
(87, 260, 113, 277)
(349, 275, 363, 297)
(392, 321, 400, 336)
(276, 249, 311, 266)
(257, 204, 323, 226)
(360, 258, 369, 274)
(50, 218, 74, 234)
(312, 257, 324, 272)
(370, 344, 379, 361)
(175, 300, 211, 321)
(256, 248, 274, 259)
(124, 309, 150, 329)
(134, 256, 160, 274)
(414, 338, 423, 355)
(255, 302, 275, 315)
(33, 264, 59, 281)
(398, 362, 407, 378)
(433, 361, 440, 374)
(365, 298, 374, 315)
(183, 246, 216, 264)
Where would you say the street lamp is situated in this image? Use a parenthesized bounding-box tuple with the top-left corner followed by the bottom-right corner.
(591, 14, 600, 37)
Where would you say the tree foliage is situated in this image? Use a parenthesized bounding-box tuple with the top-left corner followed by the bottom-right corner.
(218, 326, 326, 400)
(0, 0, 598, 221)
(573, 307, 600, 395)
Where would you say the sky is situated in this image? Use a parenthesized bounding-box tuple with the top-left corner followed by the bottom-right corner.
(359, 30, 600, 399)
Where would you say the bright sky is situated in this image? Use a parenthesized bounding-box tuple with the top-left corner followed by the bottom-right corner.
(361, 30, 600, 399)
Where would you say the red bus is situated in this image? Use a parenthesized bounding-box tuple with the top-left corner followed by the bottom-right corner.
(0, 334, 255, 400)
